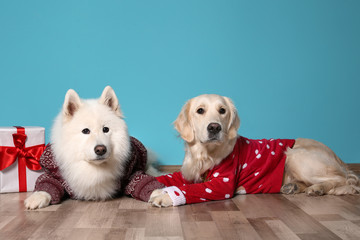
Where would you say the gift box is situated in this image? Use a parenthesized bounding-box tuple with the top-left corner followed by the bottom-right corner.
(0, 126, 45, 193)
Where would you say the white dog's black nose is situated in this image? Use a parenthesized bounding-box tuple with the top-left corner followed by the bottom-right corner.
(94, 145, 107, 156)
(207, 123, 222, 134)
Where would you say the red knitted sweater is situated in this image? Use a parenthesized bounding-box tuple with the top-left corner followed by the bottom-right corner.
(156, 136, 295, 205)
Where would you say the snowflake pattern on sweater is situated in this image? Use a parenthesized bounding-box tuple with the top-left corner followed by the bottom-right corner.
(34, 137, 163, 204)
(156, 136, 295, 205)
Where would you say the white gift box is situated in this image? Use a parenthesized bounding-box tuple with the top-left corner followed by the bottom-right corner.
(0, 126, 45, 193)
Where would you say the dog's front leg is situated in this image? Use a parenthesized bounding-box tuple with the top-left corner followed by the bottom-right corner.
(24, 191, 51, 210)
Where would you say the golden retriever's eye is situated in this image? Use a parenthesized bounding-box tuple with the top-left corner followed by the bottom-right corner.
(82, 128, 90, 134)
(197, 108, 205, 114)
(219, 108, 226, 114)
(103, 127, 109, 133)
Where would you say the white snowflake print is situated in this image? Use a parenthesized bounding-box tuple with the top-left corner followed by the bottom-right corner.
(279, 142, 283, 146)
(225, 194, 231, 198)
(266, 144, 270, 149)
(271, 151, 275, 155)
(255, 149, 259, 155)
(259, 141, 263, 144)
(213, 172, 219, 177)
(246, 140, 250, 144)
(167, 174, 172, 178)
(256, 154, 261, 159)
(182, 190, 186, 194)
(200, 198, 207, 201)
(223, 177, 229, 182)
(205, 188, 212, 193)
(254, 172, 259, 176)
(258, 184, 263, 188)
(242, 163, 247, 169)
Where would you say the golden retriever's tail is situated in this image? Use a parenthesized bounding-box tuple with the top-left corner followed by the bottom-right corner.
(329, 171, 360, 195)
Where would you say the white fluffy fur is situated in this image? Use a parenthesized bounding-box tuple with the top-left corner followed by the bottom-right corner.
(25, 191, 51, 210)
(51, 86, 131, 201)
(25, 86, 132, 210)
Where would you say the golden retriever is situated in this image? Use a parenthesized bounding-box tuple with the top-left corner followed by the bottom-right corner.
(149, 94, 359, 207)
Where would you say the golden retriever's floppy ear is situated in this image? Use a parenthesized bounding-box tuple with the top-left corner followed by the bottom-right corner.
(99, 86, 123, 117)
(174, 99, 195, 143)
(224, 96, 240, 140)
(63, 89, 82, 119)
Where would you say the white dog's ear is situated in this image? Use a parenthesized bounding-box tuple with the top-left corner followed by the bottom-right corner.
(63, 89, 82, 119)
(224, 97, 240, 140)
(99, 86, 123, 117)
(174, 99, 195, 143)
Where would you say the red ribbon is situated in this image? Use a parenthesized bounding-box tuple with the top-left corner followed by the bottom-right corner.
(0, 126, 45, 192)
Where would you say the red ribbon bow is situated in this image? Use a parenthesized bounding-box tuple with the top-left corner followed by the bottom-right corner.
(0, 127, 45, 192)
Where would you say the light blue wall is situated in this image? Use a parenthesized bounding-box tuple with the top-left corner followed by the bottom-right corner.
(1, 1, 359, 164)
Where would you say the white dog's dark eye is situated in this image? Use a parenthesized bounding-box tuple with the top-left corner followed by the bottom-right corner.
(197, 108, 205, 114)
(103, 127, 109, 133)
(82, 128, 90, 134)
(219, 108, 226, 114)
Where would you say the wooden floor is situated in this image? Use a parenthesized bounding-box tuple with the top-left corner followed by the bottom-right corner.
(0, 192, 360, 240)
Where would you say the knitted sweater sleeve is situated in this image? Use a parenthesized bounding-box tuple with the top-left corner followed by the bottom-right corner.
(123, 137, 165, 202)
(125, 171, 165, 202)
(33, 144, 66, 204)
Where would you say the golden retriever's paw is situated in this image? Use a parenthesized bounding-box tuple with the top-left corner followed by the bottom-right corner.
(24, 191, 51, 210)
(305, 185, 325, 196)
(149, 189, 173, 208)
(149, 186, 186, 207)
(281, 183, 300, 194)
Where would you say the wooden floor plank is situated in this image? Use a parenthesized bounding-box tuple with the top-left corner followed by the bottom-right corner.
(0, 216, 16, 231)
(75, 200, 119, 228)
(145, 207, 183, 238)
(66, 228, 127, 240)
(124, 228, 145, 240)
(112, 209, 147, 228)
(233, 194, 320, 234)
(0, 192, 359, 240)
(248, 217, 282, 240)
(0, 211, 52, 240)
(284, 194, 360, 221)
(233, 194, 342, 239)
(182, 221, 222, 240)
(211, 211, 260, 240)
(265, 219, 302, 240)
(320, 220, 360, 240)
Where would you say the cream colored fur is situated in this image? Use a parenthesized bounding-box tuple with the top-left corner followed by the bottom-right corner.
(283, 138, 360, 195)
(149, 94, 360, 207)
(174, 94, 240, 183)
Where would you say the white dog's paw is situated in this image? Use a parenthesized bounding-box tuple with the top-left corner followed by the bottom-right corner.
(149, 189, 173, 208)
(24, 191, 51, 210)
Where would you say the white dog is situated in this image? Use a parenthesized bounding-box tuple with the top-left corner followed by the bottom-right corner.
(149, 94, 360, 207)
(25, 86, 160, 209)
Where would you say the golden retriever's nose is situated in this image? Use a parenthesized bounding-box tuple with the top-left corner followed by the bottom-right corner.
(207, 123, 222, 134)
(94, 145, 107, 156)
